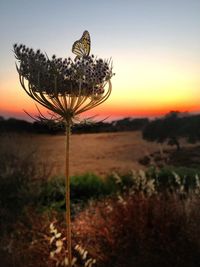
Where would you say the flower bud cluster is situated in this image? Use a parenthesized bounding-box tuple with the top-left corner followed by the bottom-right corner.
(14, 44, 113, 96)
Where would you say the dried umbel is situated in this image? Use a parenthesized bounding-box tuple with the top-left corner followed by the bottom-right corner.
(13, 42, 113, 124)
(14, 31, 113, 267)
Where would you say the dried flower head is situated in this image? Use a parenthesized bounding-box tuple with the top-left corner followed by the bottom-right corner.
(14, 32, 113, 267)
(14, 35, 113, 125)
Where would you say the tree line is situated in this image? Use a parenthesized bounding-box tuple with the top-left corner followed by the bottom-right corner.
(1, 111, 200, 150)
(0, 116, 148, 134)
(142, 111, 200, 150)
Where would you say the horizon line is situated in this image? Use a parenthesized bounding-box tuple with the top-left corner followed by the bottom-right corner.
(1, 110, 200, 123)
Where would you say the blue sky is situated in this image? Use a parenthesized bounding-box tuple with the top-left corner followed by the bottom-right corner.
(0, 0, 200, 120)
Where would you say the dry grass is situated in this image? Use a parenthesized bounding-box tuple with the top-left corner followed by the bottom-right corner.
(1, 131, 200, 179)
(0, 131, 163, 176)
(72, 193, 200, 267)
(1, 131, 198, 177)
(3, 193, 200, 267)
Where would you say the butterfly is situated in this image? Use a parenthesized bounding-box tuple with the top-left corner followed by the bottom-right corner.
(72, 30, 91, 58)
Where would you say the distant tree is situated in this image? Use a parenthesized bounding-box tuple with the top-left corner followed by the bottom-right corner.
(4, 118, 32, 132)
(73, 121, 113, 134)
(112, 117, 149, 131)
(32, 121, 64, 134)
(142, 111, 200, 151)
(182, 114, 200, 143)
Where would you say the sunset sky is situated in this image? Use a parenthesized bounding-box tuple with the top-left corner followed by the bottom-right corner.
(0, 0, 200, 121)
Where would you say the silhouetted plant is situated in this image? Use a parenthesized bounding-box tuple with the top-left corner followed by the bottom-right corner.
(14, 30, 113, 267)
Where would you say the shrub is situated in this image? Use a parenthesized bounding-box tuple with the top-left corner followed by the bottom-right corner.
(70, 173, 115, 201)
(148, 166, 200, 193)
(37, 176, 66, 212)
(0, 134, 52, 232)
(73, 193, 200, 267)
(109, 166, 200, 196)
(0, 136, 37, 230)
(37, 166, 200, 215)
(1, 166, 200, 267)
(37, 173, 117, 213)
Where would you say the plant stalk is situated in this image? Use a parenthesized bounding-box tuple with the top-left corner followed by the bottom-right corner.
(65, 122, 72, 267)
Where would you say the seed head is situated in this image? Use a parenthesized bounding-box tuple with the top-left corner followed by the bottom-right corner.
(14, 40, 113, 124)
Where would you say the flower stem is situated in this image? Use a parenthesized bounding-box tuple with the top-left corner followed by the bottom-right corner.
(65, 122, 72, 267)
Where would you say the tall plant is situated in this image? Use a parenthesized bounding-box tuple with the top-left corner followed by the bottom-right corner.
(14, 30, 113, 267)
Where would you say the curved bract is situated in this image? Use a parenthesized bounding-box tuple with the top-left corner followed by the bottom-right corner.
(14, 43, 113, 124)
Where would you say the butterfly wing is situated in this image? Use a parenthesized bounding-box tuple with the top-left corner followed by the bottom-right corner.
(72, 30, 91, 57)
(81, 30, 91, 56)
(72, 40, 85, 57)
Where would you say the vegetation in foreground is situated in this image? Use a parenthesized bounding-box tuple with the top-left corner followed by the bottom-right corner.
(1, 139, 200, 267)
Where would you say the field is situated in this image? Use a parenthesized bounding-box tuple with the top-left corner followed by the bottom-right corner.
(1, 130, 200, 267)
(12, 131, 164, 176)
(5, 130, 198, 177)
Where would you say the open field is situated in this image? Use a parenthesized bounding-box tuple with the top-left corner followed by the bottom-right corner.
(0, 131, 176, 176)
(28, 131, 165, 176)
(1, 131, 155, 175)
(1, 131, 199, 177)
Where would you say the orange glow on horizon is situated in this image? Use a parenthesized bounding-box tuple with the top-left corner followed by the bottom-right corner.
(1, 83, 200, 120)
(2, 100, 200, 121)
(1, 54, 199, 121)
(85, 102, 200, 118)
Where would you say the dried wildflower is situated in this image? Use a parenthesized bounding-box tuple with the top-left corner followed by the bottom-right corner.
(49, 223, 96, 267)
(14, 42, 113, 125)
(14, 31, 113, 267)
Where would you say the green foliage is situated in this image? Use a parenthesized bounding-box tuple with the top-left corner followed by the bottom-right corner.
(2, 143, 200, 219)
(37, 173, 119, 212)
(38, 165, 200, 213)
(148, 166, 200, 193)
(37, 176, 66, 211)
(70, 173, 115, 200)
